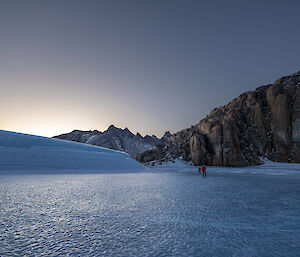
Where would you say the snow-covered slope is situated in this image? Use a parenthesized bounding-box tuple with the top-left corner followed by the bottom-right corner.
(0, 130, 145, 174)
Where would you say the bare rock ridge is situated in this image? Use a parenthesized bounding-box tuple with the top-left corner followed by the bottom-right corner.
(54, 126, 171, 157)
(135, 70, 300, 166)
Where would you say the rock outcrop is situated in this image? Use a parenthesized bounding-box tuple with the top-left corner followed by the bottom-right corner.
(135, 70, 300, 166)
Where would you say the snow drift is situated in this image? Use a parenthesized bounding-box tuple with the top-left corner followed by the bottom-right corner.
(0, 130, 145, 174)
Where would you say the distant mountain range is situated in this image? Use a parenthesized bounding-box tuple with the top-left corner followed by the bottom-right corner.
(135, 70, 300, 166)
(54, 125, 171, 156)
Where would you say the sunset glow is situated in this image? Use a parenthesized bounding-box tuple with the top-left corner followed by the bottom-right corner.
(1, 1, 300, 137)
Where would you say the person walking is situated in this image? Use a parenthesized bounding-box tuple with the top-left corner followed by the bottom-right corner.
(201, 165, 207, 177)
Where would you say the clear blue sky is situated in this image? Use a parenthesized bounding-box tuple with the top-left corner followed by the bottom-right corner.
(1, 0, 300, 137)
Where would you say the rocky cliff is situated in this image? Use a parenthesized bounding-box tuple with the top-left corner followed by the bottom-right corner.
(135, 71, 300, 166)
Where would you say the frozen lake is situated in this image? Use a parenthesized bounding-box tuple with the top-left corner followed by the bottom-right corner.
(1, 170, 299, 256)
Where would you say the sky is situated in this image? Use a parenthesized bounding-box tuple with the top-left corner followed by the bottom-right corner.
(1, 0, 300, 137)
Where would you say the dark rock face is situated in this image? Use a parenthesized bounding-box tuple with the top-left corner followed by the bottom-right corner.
(135, 71, 300, 166)
(161, 131, 172, 141)
(54, 130, 102, 144)
(54, 126, 169, 157)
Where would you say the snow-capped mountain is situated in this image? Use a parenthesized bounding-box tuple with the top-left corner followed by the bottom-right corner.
(54, 125, 172, 156)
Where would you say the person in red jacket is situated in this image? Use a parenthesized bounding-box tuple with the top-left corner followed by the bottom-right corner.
(201, 165, 207, 177)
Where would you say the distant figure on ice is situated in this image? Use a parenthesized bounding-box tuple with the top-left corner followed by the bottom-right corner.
(198, 167, 201, 174)
(201, 165, 207, 177)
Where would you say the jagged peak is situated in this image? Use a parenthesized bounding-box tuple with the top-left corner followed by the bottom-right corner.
(123, 127, 131, 133)
(162, 131, 172, 139)
(106, 124, 123, 133)
(136, 132, 143, 138)
(123, 127, 134, 137)
(107, 124, 117, 130)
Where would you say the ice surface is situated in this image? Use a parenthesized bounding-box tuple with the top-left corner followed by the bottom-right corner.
(0, 171, 299, 256)
(151, 158, 300, 175)
(0, 130, 144, 174)
(0, 131, 299, 256)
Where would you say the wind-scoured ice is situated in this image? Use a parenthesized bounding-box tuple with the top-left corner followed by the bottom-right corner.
(1, 170, 299, 256)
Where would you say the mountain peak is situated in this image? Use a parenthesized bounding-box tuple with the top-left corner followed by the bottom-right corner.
(107, 124, 118, 131)
(136, 132, 143, 139)
(162, 131, 172, 140)
(123, 127, 130, 133)
(123, 127, 134, 137)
